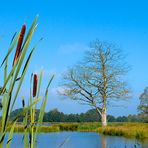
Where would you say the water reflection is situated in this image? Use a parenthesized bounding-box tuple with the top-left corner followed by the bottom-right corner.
(101, 135, 107, 148)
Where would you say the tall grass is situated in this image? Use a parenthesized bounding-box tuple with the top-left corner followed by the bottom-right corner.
(0, 16, 54, 148)
(22, 71, 54, 148)
(1, 121, 148, 141)
(97, 122, 148, 140)
(0, 16, 38, 148)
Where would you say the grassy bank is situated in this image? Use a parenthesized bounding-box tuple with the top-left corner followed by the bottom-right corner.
(0, 122, 100, 132)
(97, 122, 148, 140)
(1, 122, 148, 140)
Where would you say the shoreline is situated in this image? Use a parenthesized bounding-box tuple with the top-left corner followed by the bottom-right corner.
(1, 122, 148, 140)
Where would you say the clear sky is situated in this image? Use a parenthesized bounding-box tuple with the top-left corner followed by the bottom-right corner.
(0, 0, 148, 116)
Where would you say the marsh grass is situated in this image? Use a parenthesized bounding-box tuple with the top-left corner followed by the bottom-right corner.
(58, 123, 78, 131)
(22, 71, 54, 148)
(0, 16, 54, 148)
(1, 125, 60, 133)
(0, 122, 100, 132)
(0, 16, 39, 148)
(77, 122, 101, 131)
(48, 122, 101, 132)
(97, 122, 148, 140)
(1, 122, 148, 140)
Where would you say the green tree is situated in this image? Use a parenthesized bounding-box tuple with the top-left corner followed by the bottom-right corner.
(138, 87, 148, 122)
(138, 87, 148, 114)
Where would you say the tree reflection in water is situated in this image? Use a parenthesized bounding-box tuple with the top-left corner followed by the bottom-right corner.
(101, 135, 107, 148)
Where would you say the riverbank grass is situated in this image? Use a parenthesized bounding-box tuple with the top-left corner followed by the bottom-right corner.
(1, 122, 148, 140)
(97, 123, 148, 139)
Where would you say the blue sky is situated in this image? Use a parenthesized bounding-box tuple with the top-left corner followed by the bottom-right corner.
(0, 0, 148, 116)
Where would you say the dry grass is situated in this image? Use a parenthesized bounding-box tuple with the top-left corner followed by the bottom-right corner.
(1, 122, 148, 140)
(97, 122, 148, 139)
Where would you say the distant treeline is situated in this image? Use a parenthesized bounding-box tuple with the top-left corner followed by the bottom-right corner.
(9, 108, 148, 123)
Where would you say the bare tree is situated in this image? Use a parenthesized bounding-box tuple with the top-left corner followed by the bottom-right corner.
(59, 40, 130, 127)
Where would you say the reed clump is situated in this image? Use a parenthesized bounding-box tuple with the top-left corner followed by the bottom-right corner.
(0, 16, 54, 148)
(38, 125, 60, 132)
(0, 125, 60, 133)
(58, 123, 78, 131)
(0, 16, 39, 148)
(77, 122, 101, 131)
(1, 122, 148, 140)
(97, 122, 148, 140)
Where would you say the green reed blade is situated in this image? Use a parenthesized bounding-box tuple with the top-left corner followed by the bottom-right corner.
(6, 121, 17, 148)
(37, 69, 43, 98)
(34, 75, 54, 140)
(10, 48, 35, 113)
(0, 33, 19, 68)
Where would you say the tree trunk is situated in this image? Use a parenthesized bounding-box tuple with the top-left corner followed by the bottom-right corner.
(101, 107, 107, 127)
(95, 106, 107, 127)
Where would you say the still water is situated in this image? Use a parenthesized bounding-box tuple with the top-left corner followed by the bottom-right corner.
(3, 132, 148, 148)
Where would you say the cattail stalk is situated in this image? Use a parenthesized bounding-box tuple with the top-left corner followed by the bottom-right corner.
(13, 24, 26, 66)
(33, 73, 38, 97)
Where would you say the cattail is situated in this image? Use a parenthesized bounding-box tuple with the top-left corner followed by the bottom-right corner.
(13, 24, 26, 66)
(33, 73, 38, 97)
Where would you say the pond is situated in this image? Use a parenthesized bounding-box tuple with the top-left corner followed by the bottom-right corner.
(3, 132, 148, 148)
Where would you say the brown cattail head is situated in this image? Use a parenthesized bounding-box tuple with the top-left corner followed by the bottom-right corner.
(13, 24, 26, 66)
(33, 73, 38, 97)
